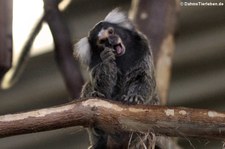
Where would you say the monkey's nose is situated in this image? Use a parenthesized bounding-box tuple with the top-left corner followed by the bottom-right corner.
(108, 35, 118, 45)
(97, 27, 114, 44)
(98, 29, 108, 42)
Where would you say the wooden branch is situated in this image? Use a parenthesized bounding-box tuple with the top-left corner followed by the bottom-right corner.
(0, 98, 225, 140)
(1, 16, 44, 89)
(43, 0, 83, 98)
(0, 0, 13, 81)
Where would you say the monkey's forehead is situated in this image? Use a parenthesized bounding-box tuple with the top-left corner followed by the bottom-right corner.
(88, 22, 116, 36)
(88, 21, 132, 40)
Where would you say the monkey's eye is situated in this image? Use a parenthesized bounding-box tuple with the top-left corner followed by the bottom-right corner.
(99, 39, 107, 45)
(108, 27, 114, 35)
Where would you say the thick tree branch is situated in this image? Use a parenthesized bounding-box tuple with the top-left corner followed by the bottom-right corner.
(1, 16, 44, 89)
(43, 0, 83, 98)
(0, 98, 225, 140)
(0, 0, 13, 81)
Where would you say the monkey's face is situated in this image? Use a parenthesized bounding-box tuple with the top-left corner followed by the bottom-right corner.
(74, 9, 137, 65)
(89, 22, 126, 57)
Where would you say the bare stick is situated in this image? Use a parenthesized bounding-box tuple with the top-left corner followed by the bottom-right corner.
(0, 98, 225, 140)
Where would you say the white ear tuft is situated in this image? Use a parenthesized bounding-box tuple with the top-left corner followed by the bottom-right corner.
(104, 8, 133, 30)
(74, 37, 91, 65)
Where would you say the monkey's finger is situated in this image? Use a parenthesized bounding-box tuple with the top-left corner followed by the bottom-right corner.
(101, 50, 115, 61)
(104, 47, 115, 52)
(137, 95, 145, 104)
(124, 97, 129, 102)
(121, 95, 126, 100)
(129, 96, 134, 103)
(90, 91, 105, 98)
(134, 96, 139, 103)
(100, 49, 111, 58)
(106, 54, 116, 61)
(123, 96, 129, 102)
(102, 47, 114, 56)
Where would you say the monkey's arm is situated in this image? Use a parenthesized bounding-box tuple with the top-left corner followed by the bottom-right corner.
(122, 58, 159, 105)
(80, 48, 117, 149)
(89, 47, 118, 98)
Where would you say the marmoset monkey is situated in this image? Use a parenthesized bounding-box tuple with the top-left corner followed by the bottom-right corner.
(74, 8, 159, 149)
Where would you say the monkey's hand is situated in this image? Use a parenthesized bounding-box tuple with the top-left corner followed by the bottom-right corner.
(100, 47, 116, 63)
(90, 47, 117, 99)
(90, 91, 105, 98)
(122, 94, 144, 104)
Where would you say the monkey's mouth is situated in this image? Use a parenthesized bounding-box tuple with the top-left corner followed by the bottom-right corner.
(113, 42, 125, 56)
(98, 34, 126, 56)
(109, 36, 125, 57)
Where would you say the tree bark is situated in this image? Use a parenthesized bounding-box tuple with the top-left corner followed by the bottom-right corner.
(43, 0, 83, 98)
(1, 16, 44, 89)
(0, 98, 225, 140)
(0, 0, 13, 82)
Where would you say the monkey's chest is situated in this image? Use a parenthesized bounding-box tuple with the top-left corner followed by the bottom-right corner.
(111, 73, 126, 100)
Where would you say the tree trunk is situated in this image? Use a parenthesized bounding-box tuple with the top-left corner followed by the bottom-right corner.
(0, 0, 13, 82)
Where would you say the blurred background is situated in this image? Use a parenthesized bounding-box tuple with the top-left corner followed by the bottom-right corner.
(0, 0, 225, 148)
